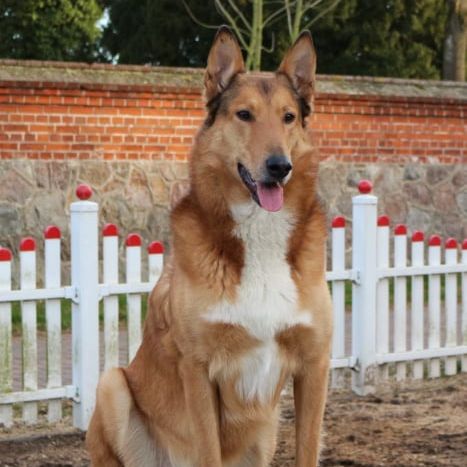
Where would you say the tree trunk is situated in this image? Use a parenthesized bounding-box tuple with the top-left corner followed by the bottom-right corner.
(291, 0, 304, 42)
(246, 0, 263, 70)
(443, 0, 467, 81)
(255, 0, 263, 70)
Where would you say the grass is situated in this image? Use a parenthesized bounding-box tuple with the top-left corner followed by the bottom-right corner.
(11, 300, 72, 333)
(11, 294, 149, 334)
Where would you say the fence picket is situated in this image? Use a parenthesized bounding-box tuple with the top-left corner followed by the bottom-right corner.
(411, 231, 425, 379)
(428, 235, 441, 378)
(377, 216, 390, 380)
(394, 225, 407, 381)
(462, 240, 467, 373)
(148, 242, 164, 284)
(126, 234, 142, 363)
(44, 226, 62, 422)
(0, 248, 13, 427)
(20, 237, 38, 424)
(445, 239, 458, 375)
(331, 217, 346, 388)
(103, 224, 119, 370)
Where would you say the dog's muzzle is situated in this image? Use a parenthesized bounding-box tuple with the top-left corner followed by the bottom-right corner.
(237, 157, 292, 212)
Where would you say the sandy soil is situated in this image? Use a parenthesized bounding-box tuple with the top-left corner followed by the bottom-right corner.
(0, 374, 466, 467)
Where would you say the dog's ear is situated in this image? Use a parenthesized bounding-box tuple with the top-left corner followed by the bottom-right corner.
(204, 26, 245, 102)
(277, 31, 316, 104)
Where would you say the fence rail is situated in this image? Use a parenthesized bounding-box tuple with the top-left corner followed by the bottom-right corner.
(0, 180, 466, 429)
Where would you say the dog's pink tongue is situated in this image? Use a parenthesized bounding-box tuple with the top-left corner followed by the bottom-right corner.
(257, 183, 284, 212)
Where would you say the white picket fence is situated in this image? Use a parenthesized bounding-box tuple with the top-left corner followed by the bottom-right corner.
(0, 181, 466, 430)
(329, 181, 467, 396)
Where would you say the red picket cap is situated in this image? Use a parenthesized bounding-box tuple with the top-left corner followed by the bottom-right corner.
(411, 231, 424, 242)
(377, 215, 390, 227)
(463, 239, 467, 250)
(76, 183, 92, 200)
(44, 225, 61, 239)
(126, 233, 142, 247)
(358, 179, 372, 194)
(103, 223, 119, 237)
(148, 241, 164, 254)
(0, 247, 12, 262)
(428, 235, 441, 247)
(332, 216, 345, 228)
(445, 238, 457, 249)
(394, 224, 407, 236)
(20, 237, 36, 252)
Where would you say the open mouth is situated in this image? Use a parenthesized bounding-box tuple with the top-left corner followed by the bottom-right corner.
(237, 163, 284, 212)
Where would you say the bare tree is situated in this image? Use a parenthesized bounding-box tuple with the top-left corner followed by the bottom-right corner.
(183, 0, 341, 70)
(443, 0, 467, 81)
(284, 0, 340, 43)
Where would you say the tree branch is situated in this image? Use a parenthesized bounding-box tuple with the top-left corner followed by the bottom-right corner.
(284, 0, 294, 38)
(292, 0, 303, 41)
(226, 0, 252, 32)
(181, 0, 219, 30)
(262, 32, 275, 53)
(264, 4, 290, 27)
(302, 0, 326, 15)
(214, 0, 249, 50)
(303, 0, 342, 29)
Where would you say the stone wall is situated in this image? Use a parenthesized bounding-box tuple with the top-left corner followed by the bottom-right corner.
(0, 159, 187, 284)
(1, 158, 465, 284)
(321, 162, 467, 265)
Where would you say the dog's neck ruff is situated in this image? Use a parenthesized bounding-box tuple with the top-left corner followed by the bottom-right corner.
(206, 202, 313, 337)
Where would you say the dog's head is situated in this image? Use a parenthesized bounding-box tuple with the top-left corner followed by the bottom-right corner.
(196, 26, 316, 213)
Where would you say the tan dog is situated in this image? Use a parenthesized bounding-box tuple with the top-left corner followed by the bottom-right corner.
(86, 26, 332, 467)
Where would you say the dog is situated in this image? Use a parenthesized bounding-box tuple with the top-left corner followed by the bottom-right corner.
(86, 26, 332, 467)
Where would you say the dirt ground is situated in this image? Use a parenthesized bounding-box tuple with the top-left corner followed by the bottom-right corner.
(0, 374, 465, 467)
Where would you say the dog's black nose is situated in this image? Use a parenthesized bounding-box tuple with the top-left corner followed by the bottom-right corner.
(265, 155, 292, 181)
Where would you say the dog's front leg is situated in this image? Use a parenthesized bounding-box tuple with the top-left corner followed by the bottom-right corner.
(293, 356, 330, 467)
(180, 359, 222, 467)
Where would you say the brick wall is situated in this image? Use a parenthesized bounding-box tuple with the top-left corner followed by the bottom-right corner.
(0, 86, 203, 162)
(0, 60, 466, 164)
(311, 95, 465, 164)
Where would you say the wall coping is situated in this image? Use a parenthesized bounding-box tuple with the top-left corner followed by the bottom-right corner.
(0, 59, 466, 102)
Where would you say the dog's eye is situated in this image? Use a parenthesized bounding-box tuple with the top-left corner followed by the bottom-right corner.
(284, 112, 296, 124)
(236, 110, 253, 122)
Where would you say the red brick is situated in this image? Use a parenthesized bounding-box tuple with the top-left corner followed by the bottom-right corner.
(0, 78, 463, 164)
(0, 143, 19, 150)
(19, 143, 45, 150)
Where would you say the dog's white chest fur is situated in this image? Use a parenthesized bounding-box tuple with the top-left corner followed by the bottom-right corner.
(205, 204, 312, 403)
